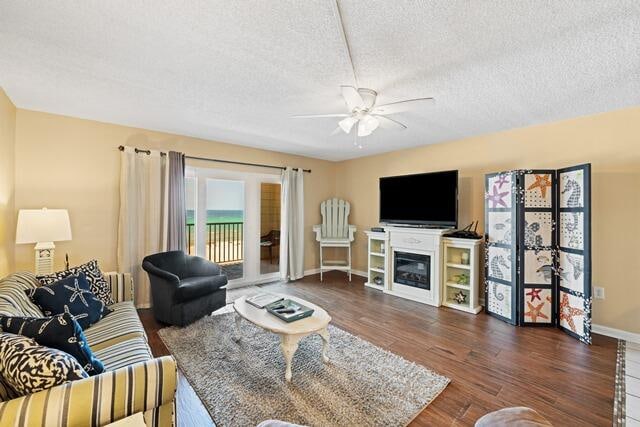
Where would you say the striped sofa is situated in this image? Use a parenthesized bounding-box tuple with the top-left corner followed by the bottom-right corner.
(0, 271, 177, 427)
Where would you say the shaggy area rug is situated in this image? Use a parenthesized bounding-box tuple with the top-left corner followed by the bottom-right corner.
(158, 312, 449, 427)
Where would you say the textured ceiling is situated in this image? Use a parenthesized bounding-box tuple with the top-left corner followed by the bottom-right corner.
(1, 1, 639, 161)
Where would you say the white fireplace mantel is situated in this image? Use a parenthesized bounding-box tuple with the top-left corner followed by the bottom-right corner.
(365, 226, 451, 307)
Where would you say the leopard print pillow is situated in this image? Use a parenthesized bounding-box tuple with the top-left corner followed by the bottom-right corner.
(37, 259, 114, 306)
(0, 333, 88, 396)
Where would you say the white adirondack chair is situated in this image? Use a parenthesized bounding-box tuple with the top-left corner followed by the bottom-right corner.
(313, 198, 356, 281)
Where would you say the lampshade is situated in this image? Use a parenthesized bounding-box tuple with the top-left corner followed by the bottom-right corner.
(357, 114, 379, 137)
(338, 116, 358, 134)
(16, 209, 72, 244)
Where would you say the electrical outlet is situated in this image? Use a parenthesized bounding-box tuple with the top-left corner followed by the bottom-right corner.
(594, 287, 605, 299)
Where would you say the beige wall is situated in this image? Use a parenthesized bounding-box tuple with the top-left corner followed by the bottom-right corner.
(8, 103, 640, 333)
(335, 107, 640, 333)
(0, 89, 16, 277)
(13, 109, 337, 274)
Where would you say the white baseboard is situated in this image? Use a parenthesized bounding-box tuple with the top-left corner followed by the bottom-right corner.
(592, 324, 640, 344)
(303, 268, 367, 278)
(225, 275, 281, 289)
(303, 268, 320, 276)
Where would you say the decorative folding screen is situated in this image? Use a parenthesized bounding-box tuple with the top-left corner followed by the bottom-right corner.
(557, 165, 592, 343)
(485, 172, 518, 325)
(520, 169, 557, 327)
(484, 164, 592, 344)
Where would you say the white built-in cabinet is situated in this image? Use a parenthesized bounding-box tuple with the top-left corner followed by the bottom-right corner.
(441, 237, 482, 314)
(364, 229, 482, 314)
(364, 231, 387, 291)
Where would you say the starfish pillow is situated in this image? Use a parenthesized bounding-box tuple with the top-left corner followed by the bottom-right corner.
(26, 273, 112, 329)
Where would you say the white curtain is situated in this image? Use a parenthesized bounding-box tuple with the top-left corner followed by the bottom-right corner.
(280, 167, 305, 281)
(117, 147, 167, 308)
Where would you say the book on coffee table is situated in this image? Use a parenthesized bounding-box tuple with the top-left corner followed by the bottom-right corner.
(246, 293, 284, 309)
(266, 299, 314, 323)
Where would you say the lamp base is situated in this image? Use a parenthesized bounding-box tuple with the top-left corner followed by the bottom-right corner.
(34, 242, 55, 276)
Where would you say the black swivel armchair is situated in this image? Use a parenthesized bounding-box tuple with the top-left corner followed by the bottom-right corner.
(142, 251, 228, 326)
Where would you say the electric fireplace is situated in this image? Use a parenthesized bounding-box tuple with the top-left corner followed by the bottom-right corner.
(393, 251, 431, 290)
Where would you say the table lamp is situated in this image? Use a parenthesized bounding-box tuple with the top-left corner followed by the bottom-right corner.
(15, 208, 72, 275)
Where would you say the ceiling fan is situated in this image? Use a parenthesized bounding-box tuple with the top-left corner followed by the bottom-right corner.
(291, 1, 434, 140)
(292, 86, 434, 137)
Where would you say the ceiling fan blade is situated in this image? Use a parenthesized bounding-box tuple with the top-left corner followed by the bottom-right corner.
(330, 126, 344, 136)
(341, 86, 364, 111)
(338, 116, 358, 134)
(373, 114, 407, 130)
(371, 97, 435, 115)
(292, 113, 349, 119)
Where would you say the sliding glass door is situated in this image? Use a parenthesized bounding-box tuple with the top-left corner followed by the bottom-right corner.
(186, 167, 280, 287)
(186, 176, 197, 256)
(260, 182, 281, 275)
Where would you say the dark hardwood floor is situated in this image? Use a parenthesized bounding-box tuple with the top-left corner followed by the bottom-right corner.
(139, 271, 617, 426)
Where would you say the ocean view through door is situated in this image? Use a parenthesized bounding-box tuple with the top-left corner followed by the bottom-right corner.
(186, 177, 244, 280)
(186, 167, 280, 286)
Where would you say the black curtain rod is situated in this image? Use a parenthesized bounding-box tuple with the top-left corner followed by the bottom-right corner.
(117, 145, 311, 173)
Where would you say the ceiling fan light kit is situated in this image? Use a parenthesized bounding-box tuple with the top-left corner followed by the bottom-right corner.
(358, 114, 379, 137)
(338, 116, 358, 133)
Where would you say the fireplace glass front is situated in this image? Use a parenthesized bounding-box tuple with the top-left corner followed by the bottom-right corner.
(394, 251, 431, 290)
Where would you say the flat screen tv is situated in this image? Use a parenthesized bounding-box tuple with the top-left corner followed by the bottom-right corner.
(379, 170, 458, 227)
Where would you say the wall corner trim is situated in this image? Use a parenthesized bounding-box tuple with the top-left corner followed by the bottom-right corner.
(592, 323, 640, 343)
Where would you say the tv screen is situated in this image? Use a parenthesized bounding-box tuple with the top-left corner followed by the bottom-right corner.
(379, 170, 458, 227)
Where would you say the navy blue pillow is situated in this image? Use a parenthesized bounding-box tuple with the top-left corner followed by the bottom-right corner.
(0, 313, 104, 375)
(27, 273, 112, 330)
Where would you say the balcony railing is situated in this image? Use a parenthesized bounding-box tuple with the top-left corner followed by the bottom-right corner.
(186, 222, 243, 263)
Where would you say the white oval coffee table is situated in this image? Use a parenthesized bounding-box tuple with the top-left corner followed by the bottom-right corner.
(233, 294, 332, 382)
